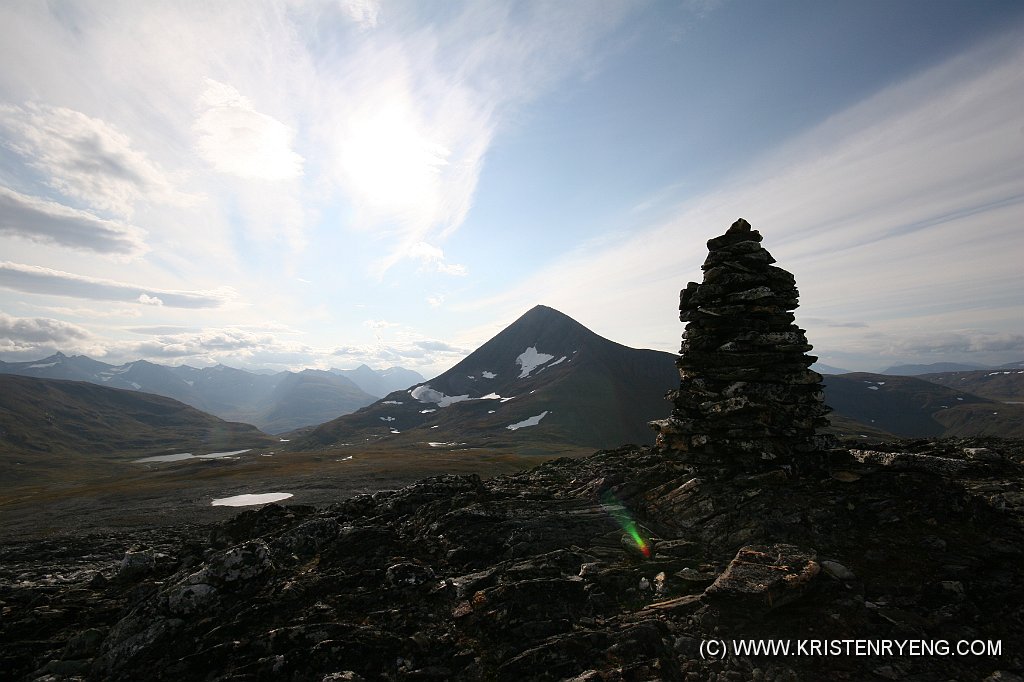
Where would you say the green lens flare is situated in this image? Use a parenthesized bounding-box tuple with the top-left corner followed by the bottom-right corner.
(600, 491, 651, 558)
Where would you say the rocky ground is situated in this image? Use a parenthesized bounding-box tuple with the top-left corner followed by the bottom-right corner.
(2, 437, 1023, 681)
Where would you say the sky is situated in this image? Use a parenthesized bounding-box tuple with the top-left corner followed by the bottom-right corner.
(1, 0, 1022, 378)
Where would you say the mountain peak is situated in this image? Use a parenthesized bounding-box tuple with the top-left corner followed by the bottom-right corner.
(519, 304, 575, 323)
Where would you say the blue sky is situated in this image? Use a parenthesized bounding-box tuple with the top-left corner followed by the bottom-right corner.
(1, 0, 1022, 378)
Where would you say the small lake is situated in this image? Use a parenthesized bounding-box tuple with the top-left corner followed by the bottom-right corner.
(135, 449, 252, 463)
(210, 492, 293, 507)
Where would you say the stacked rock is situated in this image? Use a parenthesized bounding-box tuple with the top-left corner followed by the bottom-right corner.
(650, 218, 834, 471)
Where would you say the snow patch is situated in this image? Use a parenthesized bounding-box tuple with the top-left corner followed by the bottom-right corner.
(135, 452, 194, 463)
(867, 386, 879, 391)
(480, 393, 502, 400)
(411, 384, 470, 407)
(212, 493, 292, 507)
(420, 409, 436, 414)
(135, 449, 251, 463)
(516, 346, 555, 378)
(130, 382, 142, 389)
(28, 362, 58, 369)
(382, 400, 403, 405)
(380, 416, 395, 422)
(197, 449, 251, 459)
(507, 411, 550, 431)
(482, 371, 497, 379)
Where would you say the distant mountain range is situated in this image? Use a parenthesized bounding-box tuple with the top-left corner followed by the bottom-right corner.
(915, 367, 1024, 403)
(3, 315, 1022, 461)
(293, 305, 1024, 450)
(822, 372, 1024, 439)
(295, 305, 680, 453)
(880, 360, 1024, 375)
(0, 354, 424, 433)
(0, 374, 275, 485)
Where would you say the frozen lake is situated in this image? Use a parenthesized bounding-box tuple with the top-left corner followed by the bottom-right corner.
(211, 492, 293, 507)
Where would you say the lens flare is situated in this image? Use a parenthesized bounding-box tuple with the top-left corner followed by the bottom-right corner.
(600, 491, 651, 558)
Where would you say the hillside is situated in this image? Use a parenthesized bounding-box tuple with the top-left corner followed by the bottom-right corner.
(0, 354, 384, 433)
(820, 372, 1024, 438)
(296, 305, 679, 452)
(917, 367, 1024, 403)
(0, 375, 275, 484)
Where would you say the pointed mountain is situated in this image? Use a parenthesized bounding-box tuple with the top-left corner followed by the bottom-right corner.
(294, 305, 679, 452)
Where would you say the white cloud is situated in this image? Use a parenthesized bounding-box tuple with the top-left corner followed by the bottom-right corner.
(400, 242, 467, 276)
(0, 310, 105, 360)
(332, 336, 467, 369)
(339, 0, 382, 29)
(131, 327, 283, 358)
(0, 103, 182, 217)
(0, 261, 234, 308)
(194, 79, 304, 181)
(0, 311, 91, 343)
(138, 294, 164, 306)
(321, 2, 636, 275)
(0, 186, 147, 257)
(364, 319, 399, 330)
(889, 331, 1024, 356)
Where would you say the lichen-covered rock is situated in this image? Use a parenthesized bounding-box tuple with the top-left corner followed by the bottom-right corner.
(702, 543, 820, 613)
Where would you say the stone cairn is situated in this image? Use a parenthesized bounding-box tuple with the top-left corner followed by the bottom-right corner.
(650, 218, 834, 471)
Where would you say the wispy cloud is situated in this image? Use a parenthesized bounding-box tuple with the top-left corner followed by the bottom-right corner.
(332, 337, 466, 368)
(890, 331, 1024, 356)
(0, 102, 183, 217)
(194, 79, 304, 181)
(339, 0, 382, 29)
(320, 2, 637, 274)
(0, 262, 234, 308)
(0, 186, 148, 257)
(456, 33, 1024, 366)
(130, 327, 291, 358)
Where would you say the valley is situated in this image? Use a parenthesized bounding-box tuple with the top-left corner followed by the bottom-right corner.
(4, 307, 1024, 542)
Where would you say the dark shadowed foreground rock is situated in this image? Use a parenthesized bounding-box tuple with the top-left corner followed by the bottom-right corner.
(2, 437, 1023, 681)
